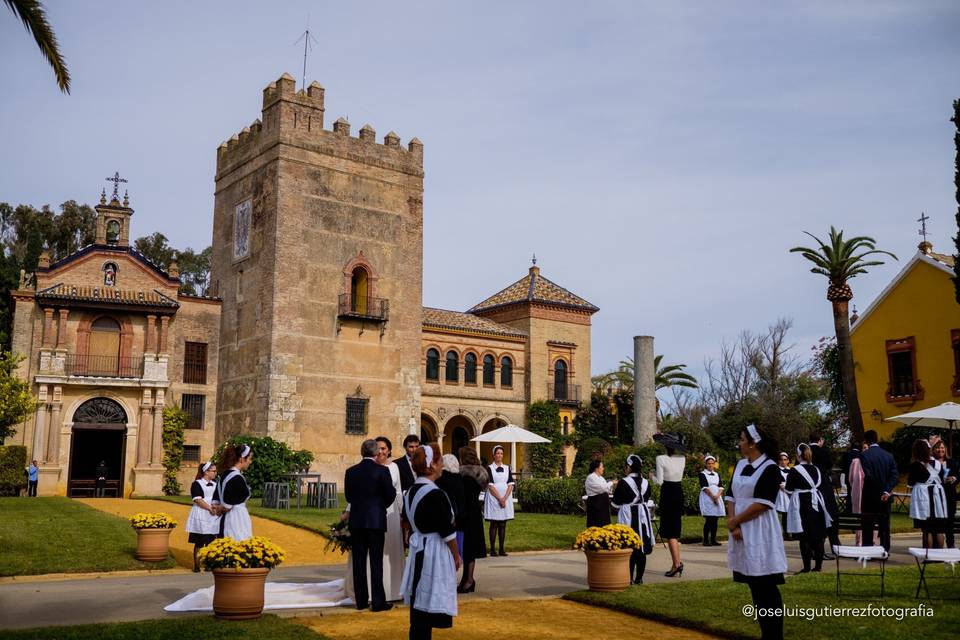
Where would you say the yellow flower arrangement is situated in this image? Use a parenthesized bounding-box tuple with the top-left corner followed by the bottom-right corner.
(573, 524, 643, 552)
(198, 536, 286, 570)
(129, 512, 178, 529)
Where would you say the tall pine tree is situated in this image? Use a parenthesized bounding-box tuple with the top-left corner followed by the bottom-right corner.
(952, 99, 960, 303)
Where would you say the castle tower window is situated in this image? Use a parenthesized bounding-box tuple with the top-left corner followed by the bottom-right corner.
(501, 356, 513, 388)
(183, 342, 208, 384)
(183, 445, 201, 463)
(482, 355, 495, 386)
(88, 316, 121, 376)
(106, 220, 121, 245)
(554, 359, 568, 400)
(181, 394, 206, 429)
(426, 349, 440, 381)
(886, 337, 922, 402)
(346, 394, 369, 435)
(350, 267, 369, 315)
(464, 353, 477, 385)
(445, 351, 459, 383)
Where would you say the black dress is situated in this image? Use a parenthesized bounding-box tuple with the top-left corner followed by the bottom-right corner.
(908, 461, 948, 532)
(403, 483, 456, 635)
(435, 470, 466, 534)
(785, 464, 828, 540)
(458, 465, 487, 563)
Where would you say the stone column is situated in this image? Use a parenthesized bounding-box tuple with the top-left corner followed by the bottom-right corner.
(32, 402, 48, 463)
(55, 309, 69, 348)
(46, 401, 62, 464)
(42, 309, 55, 348)
(158, 317, 169, 354)
(633, 336, 657, 445)
(145, 315, 156, 353)
(151, 390, 165, 465)
(137, 390, 153, 465)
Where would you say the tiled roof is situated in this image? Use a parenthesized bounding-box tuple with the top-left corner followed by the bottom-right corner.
(422, 307, 527, 338)
(930, 251, 955, 268)
(468, 267, 598, 314)
(37, 283, 179, 307)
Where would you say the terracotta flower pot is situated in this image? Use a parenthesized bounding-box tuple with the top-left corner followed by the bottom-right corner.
(212, 568, 270, 620)
(584, 548, 633, 592)
(134, 527, 173, 562)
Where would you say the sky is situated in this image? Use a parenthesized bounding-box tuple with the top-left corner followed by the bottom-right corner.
(1, 1, 958, 386)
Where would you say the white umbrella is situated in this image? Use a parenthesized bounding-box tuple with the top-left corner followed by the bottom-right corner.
(471, 424, 551, 470)
(887, 401, 960, 450)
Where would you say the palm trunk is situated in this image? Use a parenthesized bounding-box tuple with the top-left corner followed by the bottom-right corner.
(832, 299, 865, 440)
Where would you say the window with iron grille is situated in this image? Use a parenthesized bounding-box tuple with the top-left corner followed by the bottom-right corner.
(181, 394, 205, 429)
(346, 397, 368, 434)
(183, 342, 208, 384)
(183, 445, 201, 463)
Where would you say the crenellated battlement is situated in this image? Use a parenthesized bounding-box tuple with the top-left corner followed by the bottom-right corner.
(216, 73, 423, 178)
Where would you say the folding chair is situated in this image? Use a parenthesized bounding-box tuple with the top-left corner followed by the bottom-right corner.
(908, 547, 960, 600)
(262, 482, 278, 508)
(832, 544, 888, 598)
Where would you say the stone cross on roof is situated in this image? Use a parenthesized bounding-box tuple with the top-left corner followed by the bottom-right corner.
(105, 172, 127, 200)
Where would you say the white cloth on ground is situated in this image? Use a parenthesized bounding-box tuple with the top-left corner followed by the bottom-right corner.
(164, 580, 353, 612)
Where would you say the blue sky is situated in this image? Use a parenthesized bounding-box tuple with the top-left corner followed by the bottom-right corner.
(1, 1, 957, 385)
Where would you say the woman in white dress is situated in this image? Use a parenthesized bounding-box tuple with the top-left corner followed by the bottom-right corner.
(698, 454, 724, 546)
(483, 445, 514, 557)
(185, 461, 221, 572)
(217, 444, 254, 541)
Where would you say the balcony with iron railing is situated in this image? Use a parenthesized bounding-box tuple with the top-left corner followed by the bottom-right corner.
(65, 353, 144, 378)
(548, 382, 582, 406)
(338, 294, 389, 322)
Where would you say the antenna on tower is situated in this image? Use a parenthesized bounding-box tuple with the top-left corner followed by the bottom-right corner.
(294, 15, 319, 91)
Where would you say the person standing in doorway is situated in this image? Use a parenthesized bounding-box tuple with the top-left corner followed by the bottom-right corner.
(27, 460, 39, 497)
(95, 460, 109, 497)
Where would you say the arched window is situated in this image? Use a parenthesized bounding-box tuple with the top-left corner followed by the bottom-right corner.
(482, 354, 495, 386)
(464, 353, 477, 384)
(425, 349, 439, 381)
(89, 317, 121, 376)
(445, 351, 459, 383)
(554, 359, 568, 400)
(350, 267, 369, 315)
(500, 356, 513, 388)
(106, 219, 121, 245)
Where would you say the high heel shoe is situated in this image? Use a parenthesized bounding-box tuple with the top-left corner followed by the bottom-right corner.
(664, 563, 684, 577)
(457, 581, 476, 593)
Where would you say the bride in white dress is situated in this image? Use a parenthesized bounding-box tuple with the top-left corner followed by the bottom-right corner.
(345, 436, 405, 602)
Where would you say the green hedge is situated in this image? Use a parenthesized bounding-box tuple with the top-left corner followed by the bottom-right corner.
(0, 445, 27, 496)
(515, 477, 584, 514)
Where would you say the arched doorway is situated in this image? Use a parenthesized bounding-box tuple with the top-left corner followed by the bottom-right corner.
(420, 413, 439, 447)
(443, 415, 475, 460)
(68, 398, 127, 497)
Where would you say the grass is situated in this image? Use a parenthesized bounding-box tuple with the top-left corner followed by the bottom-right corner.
(566, 565, 960, 640)
(0, 615, 330, 640)
(147, 495, 344, 536)
(0, 497, 177, 576)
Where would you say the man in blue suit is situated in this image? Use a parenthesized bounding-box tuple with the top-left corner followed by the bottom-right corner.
(859, 430, 899, 551)
(344, 439, 397, 611)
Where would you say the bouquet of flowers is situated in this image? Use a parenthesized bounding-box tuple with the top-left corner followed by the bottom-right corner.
(573, 524, 643, 551)
(198, 536, 286, 570)
(324, 519, 352, 555)
(129, 513, 177, 529)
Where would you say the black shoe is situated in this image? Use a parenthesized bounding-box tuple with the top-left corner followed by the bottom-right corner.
(356, 603, 369, 611)
(794, 568, 810, 575)
(702, 541, 711, 546)
(710, 541, 722, 546)
(489, 549, 498, 557)
(823, 553, 837, 561)
(498, 550, 508, 557)
(192, 567, 201, 573)
(371, 603, 393, 612)
(457, 581, 476, 593)
(664, 563, 683, 577)
(632, 577, 643, 585)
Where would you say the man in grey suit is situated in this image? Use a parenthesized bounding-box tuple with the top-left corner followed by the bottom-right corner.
(859, 430, 899, 551)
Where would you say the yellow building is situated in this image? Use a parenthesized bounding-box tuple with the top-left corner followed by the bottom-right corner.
(850, 241, 959, 439)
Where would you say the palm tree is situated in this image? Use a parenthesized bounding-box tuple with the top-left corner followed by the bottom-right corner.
(791, 226, 896, 440)
(601, 355, 699, 394)
(5, 0, 70, 94)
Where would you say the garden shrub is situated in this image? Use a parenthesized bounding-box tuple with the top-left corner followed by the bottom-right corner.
(215, 435, 314, 497)
(162, 406, 187, 495)
(571, 437, 612, 477)
(527, 401, 564, 476)
(515, 477, 583, 514)
(0, 445, 27, 496)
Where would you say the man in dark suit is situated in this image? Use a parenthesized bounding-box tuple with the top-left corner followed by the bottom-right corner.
(809, 433, 841, 556)
(344, 439, 397, 611)
(394, 434, 420, 492)
(859, 430, 899, 552)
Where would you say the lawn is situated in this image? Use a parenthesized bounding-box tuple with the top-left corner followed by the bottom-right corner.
(0, 497, 177, 576)
(566, 565, 960, 639)
(0, 615, 329, 640)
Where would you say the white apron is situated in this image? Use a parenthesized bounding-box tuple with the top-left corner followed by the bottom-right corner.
(910, 460, 948, 521)
(786, 465, 832, 534)
(399, 479, 458, 617)
(726, 455, 788, 577)
(775, 467, 790, 513)
(615, 475, 654, 552)
(219, 469, 253, 541)
(186, 480, 221, 535)
(483, 464, 515, 521)
(699, 471, 725, 517)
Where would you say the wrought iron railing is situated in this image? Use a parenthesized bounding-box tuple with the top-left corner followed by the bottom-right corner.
(65, 353, 143, 378)
(548, 382, 581, 405)
(338, 294, 389, 321)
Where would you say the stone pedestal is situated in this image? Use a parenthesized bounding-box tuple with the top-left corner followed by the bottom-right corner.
(37, 466, 61, 497)
(131, 466, 164, 497)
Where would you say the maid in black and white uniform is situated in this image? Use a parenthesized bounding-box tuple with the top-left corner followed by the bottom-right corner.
(400, 443, 461, 640)
(725, 424, 787, 640)
(775, 453, 791, 538)
(908, 438, 949, 549)
(186, 461, 221, 572)
(785, 444, 832, 573)
(698, 454, 724, 546)
(612, 454, 653, 584)
(218, 444, 254, 541)
(483, 445, 514, 557)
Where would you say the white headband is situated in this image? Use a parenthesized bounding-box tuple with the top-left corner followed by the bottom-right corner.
(796, 444, 807, 457)
(703, 454, 716, 463)
(422, 445, 434, 468)
(493, 445, 504, 455)
(201, 461, 213, 473)
(779, 452, 789, 459)
(746, 424, 761, 443)
(240, 445, 251, 458)
(626, 454, 641, 467)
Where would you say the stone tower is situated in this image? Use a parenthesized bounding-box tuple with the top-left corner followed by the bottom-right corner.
(211, 73, 424, 477)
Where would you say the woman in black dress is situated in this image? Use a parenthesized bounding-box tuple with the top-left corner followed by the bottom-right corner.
(785, 444, 831, 573)
(436, 454, 466, 561)
(651, 432, 686, 577)
(584, 459, 613, 528)
(908, 438, 948, 549)
(400, 443, 461, 640)
(457, 446, 488, 593)
(612, 454, 653, 584)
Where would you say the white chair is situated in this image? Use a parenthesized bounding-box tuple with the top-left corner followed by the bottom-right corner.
(832, 544, 889, 598)
(908, 547, 960, 600)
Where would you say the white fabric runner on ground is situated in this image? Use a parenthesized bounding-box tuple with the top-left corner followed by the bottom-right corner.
(164, 579, 353, 612)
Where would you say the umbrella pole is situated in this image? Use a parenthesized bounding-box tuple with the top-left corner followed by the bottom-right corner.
(511, 442, 517, 474)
